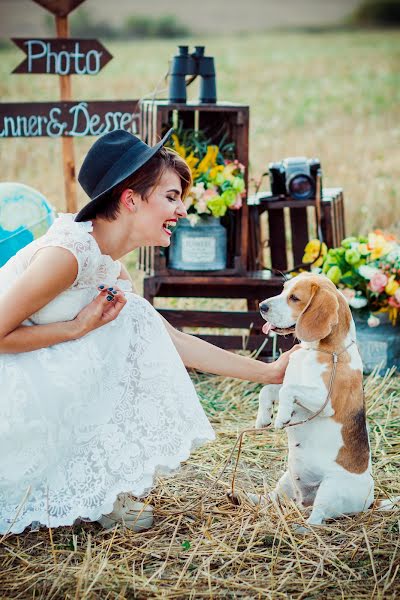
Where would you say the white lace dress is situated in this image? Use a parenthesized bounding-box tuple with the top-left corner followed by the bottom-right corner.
(0, 213, 215, 534)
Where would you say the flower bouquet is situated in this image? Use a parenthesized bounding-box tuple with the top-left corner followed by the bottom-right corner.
(303, 231, 400, 326)
(168, 130, 246, 224)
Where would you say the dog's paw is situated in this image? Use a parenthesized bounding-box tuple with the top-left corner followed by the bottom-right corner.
(246, 492, 268, 506)
(293, 523, 312, 535)
(255, 413, 272, 429)
(274, 407, 297, 429)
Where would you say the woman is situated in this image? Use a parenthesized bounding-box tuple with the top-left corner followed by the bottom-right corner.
(0, 129, 296, 535)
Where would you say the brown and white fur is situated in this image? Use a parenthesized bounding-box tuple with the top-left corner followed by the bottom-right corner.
(254, 272, 374, 527)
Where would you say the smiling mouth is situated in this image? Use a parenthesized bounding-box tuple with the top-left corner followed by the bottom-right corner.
(262, 320, 296, 336)
(162, 220, 177, 236)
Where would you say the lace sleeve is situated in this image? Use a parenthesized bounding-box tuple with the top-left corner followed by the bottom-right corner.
(31, 213, 95, 286)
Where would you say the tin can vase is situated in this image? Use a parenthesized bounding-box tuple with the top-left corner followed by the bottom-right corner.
(353, 311, 400, 375)
(168, 216, 227, 270)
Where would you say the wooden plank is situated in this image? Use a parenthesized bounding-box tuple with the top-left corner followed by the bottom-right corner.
(339, 191, 346, 240)
(193, 334, 294, 352)
(290, 206, 309, 265)
(33, 0, 86, 16)
(158, 309, 264, 328)
(267, 208, 287, 270)
(55, 15, 76, 213)
(257, 197, 315, 211)
(147, 101, 249, 112)
(138, 246, 143, 271)
(0, 100, 140, 138)
(12, 38, 113, 75)
(247, 204, 262, 271)
(237, 107, 249, 273)
(321, 201, 334, 248)
(148, 273, 283, 285)
(194, 334, 267, 350)
(152, 285, 283, 301)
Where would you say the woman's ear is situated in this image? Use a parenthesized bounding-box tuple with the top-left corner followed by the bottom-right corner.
(295, 284, 339, 342)
(120, 189, 138, 213)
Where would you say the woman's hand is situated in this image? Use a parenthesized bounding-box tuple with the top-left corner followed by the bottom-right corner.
(73, 285, 127, 338)
(269, 345, 301, 384)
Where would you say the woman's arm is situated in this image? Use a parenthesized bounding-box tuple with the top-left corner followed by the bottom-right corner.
(0, 247, 126, 354)
(160, 316, 298, 385)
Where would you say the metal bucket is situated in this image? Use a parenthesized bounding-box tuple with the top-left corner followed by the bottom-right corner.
(169, 216, 227, 271)
(353, 312, 400, 374)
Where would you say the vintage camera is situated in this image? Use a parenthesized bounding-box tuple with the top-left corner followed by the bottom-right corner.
(168, 45, 217, 104)
(269, 157, 321, 200)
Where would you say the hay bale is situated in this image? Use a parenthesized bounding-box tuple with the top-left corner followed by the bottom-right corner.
(0, 369, 399, 598)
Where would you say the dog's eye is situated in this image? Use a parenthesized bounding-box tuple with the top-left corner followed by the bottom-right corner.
(289, 294, 300, 302)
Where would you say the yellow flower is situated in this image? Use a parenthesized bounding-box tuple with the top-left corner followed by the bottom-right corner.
(195, 145, 219, 175)
(185, 152, 199, 176)
(367, 232, 395, 261)
(385, 277, 400, 296)
(171, 134, 186, 159)
(302, 239, 327, 267)
(209, 165, 224, 179)
(222, 163, 236, 181)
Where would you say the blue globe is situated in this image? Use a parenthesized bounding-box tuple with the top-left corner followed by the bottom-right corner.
(0, 182, 55, 267)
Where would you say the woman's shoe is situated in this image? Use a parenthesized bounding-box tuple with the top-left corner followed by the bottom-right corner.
(98, 493, 154, 532)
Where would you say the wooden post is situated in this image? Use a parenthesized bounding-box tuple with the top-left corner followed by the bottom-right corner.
(55, 15, 77, 212)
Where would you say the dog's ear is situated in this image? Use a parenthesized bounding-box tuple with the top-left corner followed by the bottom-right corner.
(295, 284, 339, 342)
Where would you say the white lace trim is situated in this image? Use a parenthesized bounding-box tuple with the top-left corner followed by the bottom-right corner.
(35, 213, 121, 288)
(3, 436, 211, 534)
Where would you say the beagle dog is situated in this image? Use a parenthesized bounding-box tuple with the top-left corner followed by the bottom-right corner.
(254, 272, 374, 526)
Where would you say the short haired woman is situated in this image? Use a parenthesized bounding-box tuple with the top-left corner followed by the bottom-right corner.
(0, 129, 297, 535)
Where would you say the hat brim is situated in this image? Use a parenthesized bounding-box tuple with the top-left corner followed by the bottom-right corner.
(75, 128, 173, 222)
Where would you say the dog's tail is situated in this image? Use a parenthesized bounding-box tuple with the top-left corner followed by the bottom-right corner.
(375, 496, 400, 511)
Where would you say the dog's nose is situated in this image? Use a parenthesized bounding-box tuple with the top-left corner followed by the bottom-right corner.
(259, 302, 269, 313)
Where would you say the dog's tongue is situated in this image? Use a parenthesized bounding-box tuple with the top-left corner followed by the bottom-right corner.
(262, 322, 272, 335)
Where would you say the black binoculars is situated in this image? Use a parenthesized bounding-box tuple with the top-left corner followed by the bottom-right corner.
(168, 45, 217, 104)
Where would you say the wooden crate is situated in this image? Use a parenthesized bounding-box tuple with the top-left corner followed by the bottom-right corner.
(248, 188, 345, 272)
(139, 100, 249, 277)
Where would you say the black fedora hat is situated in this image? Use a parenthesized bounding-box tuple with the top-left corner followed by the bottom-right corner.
(75, 128, 174, 222)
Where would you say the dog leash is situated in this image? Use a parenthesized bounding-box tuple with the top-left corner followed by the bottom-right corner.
(283, 339, 356, 428)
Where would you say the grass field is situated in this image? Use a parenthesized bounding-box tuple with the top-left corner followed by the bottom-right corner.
(1, 30, 400, 234)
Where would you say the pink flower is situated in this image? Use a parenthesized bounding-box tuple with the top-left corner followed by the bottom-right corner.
(369, 271, 388, 293)
(230, 193, 243, 210)
(367, 315, 380, 328)
(341, 288, 356, 302)
(394, 288, 400, 304)
(184, 196, 194, 209)
(203, 188, 218, 201)
(196, 198, 209, 214)
(388, 294, 400, 308)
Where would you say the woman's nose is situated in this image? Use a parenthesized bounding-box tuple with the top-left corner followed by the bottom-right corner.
(176, 199, 187, 218)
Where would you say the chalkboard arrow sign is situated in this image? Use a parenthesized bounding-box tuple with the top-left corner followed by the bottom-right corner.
(12, 38, 113, 75)
(33, 0, 86, 17)
(0, 101, 140, 138)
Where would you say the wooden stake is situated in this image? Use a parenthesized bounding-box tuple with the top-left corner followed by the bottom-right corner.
(55, 15, 77, 213)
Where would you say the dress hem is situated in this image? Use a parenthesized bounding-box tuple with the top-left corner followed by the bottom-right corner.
(1, 432, 215, 535)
